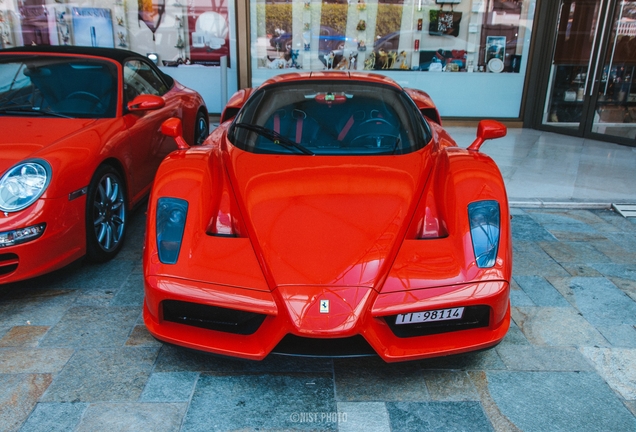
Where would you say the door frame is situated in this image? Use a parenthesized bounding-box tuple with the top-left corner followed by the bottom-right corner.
(526, 0, 636, 147)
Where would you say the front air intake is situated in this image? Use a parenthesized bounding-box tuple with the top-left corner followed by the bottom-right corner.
(162, 300, 266, 335)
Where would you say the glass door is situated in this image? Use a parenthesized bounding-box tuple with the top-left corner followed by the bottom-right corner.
(589, 0, 636, 140)
(542, 0, 607, 131)
(541, 0, 636, 145)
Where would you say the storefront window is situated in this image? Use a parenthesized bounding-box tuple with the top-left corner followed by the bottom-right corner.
(0, 0, 237, 112)
(251, 0, 536, 118)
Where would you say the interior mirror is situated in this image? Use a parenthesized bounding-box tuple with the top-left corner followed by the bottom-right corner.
(161, 117, 190, 150)
(127, 94, 165, 112)
(468, 120, 507, 152)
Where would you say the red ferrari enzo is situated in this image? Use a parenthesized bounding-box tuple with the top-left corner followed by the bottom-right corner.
(144, 72, 511, 362)
(0, 46, 208, 284)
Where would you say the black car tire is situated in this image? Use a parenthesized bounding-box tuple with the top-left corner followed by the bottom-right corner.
(194, 110, 209, 145)
(85, 164, 127, 262)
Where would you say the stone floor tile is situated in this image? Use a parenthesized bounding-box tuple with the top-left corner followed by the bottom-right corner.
(154, 344, 333, 373)
(580, 347, 636, 400)
(514, 276, 570, 307)
(509, 289, 534, 307)
(609, 277, 636, 302)
(72, 287, 117, 307)
(0, 374, 52, 432)
(542, 223, 608, 242)
(0, 325, 49, 347)
(590, 263, 636, 282)
(525, 209, 606, 226)
(39, 306, 140, 348)
(0, 289, 77, 327)
(511, 214, 556, 242)
(602, 232, 636, 254)
(41, 347, 159, 402)
(538, 241, 611, 264)
(337, 402, 391, 432)
(139, 372, 198, 402)
(560, 263, 603, 277)
(76, 403, 186, 432)
(125, 324, 163, 347)
(499, 320, 530, 346)
(111, 273, 145, 306)
(588, 240, 636, 265)
(422, 370, 479, 401)
(181, 373, 336, 431)
(625, 400, 636, 417)
(487, 371, 636, 432)
(511, 307, 608, 347)
(421, 348, 507, 371)
(468, 371, 522, 432)
(558, 277, 636, 326)
(597, 325, 636, 348)
(0, 348, 73, 374)
(43, 259, 136, 290)
(334, 357, 429, 402)
(19, 402, 88, 432)
(386, 401, 493, 432)
(495, 345, 594, 371)
(512, 242, 570, 277)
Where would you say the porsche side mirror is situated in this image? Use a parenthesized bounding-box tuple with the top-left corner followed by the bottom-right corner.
(467, 120, 507, 152)
(161, 117, 190, 150)
(127, 94, 165, 112)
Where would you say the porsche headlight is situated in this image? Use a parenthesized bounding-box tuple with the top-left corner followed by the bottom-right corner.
(0, 161, 51, 212)
(468, 200, 500, 268)
(156, 197, 188, 264)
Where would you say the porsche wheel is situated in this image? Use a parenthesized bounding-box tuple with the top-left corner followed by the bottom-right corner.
(86, 164, 127, 262)
(194, 110, 209, 145)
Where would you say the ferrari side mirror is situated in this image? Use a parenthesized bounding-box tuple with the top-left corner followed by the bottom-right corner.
(161, 117, 190, 150)
(127, 94, 165, 112)
(467, 120, 507, 152)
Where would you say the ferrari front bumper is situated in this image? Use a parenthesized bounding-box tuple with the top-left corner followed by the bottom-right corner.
(143, 275, 510, 362)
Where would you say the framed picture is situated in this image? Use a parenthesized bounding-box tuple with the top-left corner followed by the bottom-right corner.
(486, 36, 506, 61)
(72, 8, 115, 48)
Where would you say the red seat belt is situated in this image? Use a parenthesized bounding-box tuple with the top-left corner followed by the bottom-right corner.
(338, 115, 355, 141)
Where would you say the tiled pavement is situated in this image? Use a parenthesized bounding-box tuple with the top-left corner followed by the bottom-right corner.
(1, 207, 636, 432)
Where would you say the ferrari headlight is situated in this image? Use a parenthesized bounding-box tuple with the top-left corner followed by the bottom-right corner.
(0, 161, 51, 212)
(468, 200, 500, 268)
(156, 197, 188, 264)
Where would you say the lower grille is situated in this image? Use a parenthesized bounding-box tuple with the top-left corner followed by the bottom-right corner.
(385, 305, 490, 338)
(162, 300, 266, 335)
(0, 253, 19, 276)
(272, 334, 376, 357)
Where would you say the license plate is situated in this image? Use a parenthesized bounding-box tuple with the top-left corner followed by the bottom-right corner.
(395, 307, 464, 325)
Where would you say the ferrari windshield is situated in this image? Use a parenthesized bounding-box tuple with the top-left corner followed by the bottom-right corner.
(0, 55, 118, 118)
(229, 80, 431, 155)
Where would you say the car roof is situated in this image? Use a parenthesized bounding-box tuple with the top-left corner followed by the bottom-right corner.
(0, 46, 148, 66)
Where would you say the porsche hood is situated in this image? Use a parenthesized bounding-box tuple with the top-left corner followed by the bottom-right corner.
(0, 118, 97, 174)
(226, 148, 432, 288)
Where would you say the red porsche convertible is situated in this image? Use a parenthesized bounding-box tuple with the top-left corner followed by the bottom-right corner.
(0, 46, 208, 284)
(143, 72, 511, 362)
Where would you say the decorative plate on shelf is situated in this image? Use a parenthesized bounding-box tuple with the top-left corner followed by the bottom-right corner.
(487, 58, 504, 73)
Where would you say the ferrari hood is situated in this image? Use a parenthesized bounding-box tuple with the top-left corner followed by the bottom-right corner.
(227, 147, 432, 288)
(0, 117, 96, 174)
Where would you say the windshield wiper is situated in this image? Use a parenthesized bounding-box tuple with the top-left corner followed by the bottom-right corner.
(233, 122, 314, 155)
(0, 106, 72, 119)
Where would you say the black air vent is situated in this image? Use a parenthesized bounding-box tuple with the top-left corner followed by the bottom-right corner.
(0, 253, 19, 276)
(162, 300, 266, 335)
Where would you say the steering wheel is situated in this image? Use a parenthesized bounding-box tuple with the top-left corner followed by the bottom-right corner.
(63, 91, 103, 111)
(349, 133, 399, 149)
(66, 91, 101, 102)
(360, 117, 392, 126)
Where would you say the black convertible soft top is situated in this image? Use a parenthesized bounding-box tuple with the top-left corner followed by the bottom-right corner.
(0, 45, 174, 87)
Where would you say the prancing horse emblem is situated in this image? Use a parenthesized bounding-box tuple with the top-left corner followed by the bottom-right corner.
(319, 299, 330, 314)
